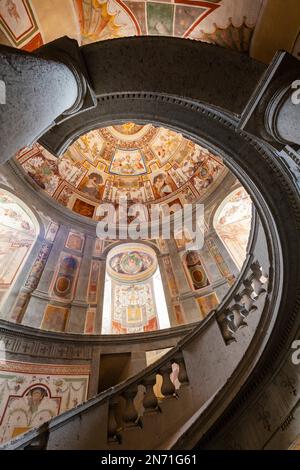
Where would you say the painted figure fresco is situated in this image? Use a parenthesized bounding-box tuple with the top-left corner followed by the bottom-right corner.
(0, 1, 264, 53)
(17, 125, 226, 221)
(107, 244, 157, 283)
(74, 0, 139, 44)
(0, 189, 37, 306)
(19, 146, 84, 196)
(0, 0, 42, 50)
(94, 238, 104, 256)
(152, 172, 176, 199)
(110, 251, 152, 276)
(78, 172, 104, 200)
(0, 361, 89, 444)
(1, 385, 59, 441)
(110, 149, 146, 176)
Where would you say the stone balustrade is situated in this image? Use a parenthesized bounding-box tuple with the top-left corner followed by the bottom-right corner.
(217, 260, 268, 344)
(107, 351, 189, 443)
(1, 215, 273, 450)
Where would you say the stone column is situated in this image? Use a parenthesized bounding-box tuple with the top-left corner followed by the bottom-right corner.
(265, 84, 300, 146)
(0, 45, 84, 163)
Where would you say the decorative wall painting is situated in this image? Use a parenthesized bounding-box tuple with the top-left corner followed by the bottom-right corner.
(0, 360, 89, 444)
(41, 305, 69, 332)
(185, 251, 209, 290)
(51, 253, 81, 301)
(196, 292, 219, 317)
(65, 231, 85, 252)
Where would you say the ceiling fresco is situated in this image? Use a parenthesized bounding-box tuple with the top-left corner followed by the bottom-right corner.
(0, 0, 264, 54)
(106, 243, 157, 283)
(16, 124, 226, 220)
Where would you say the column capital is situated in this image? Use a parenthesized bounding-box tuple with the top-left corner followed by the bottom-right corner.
(0, 37, 96, 164)
(35, 36, 96, 118)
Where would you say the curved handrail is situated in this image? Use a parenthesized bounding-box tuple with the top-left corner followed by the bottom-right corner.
(0, 318, 196, 346)
(0, 233, 270, 449)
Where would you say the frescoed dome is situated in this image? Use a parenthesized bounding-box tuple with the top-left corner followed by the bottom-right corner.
(17, 123, 227, 222)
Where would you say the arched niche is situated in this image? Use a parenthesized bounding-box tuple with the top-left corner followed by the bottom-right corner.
(213, 187, 252, 270)
(0, 188, 39, 309)
(183, 250, 210, 291)
(102, 242, 170, 334)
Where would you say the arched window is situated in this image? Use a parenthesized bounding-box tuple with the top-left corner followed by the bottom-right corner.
(102, 243, 170, 334)
(0, 188, 39, 308)
(214, 188, 252, 270)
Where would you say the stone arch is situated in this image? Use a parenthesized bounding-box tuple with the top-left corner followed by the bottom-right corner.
(0, 187, 40, 310)
(39, 90, 300, 441)
(102, 241, 170, 334)
(101, 239, 161, 258)
(213, 187, 253, 269)
(182, 250, 209, 291)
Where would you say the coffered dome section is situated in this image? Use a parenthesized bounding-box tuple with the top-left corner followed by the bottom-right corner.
(16, 123, 227, 221)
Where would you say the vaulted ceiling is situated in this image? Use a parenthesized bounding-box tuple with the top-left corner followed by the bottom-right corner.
(1, 1, 299, 61)
(16, 124, 227, 219)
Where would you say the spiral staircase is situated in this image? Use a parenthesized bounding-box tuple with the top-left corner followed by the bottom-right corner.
(0, 36, 300, 450)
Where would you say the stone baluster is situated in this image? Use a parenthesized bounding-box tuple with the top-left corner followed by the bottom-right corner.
(230, 302, 248, 330)
(159, 363, 176, 398)
(142, 374, 159, 413)
(174, 353, 189, 385)
(250, 262, 267, 297)
(240, 280, 257, 312)
(217, 260, 270, 344)
(217, 310, 236, 344)
(108, 397, 120, 442)
(122, 386, 138, 427)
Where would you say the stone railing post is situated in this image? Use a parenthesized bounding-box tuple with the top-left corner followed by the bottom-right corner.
(122, 386, 138, 427)
(142, 374, 159, 413)
(107, 397, 120, 443)
(159, 363, 176, 398)
(174, 353, 189, 385)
